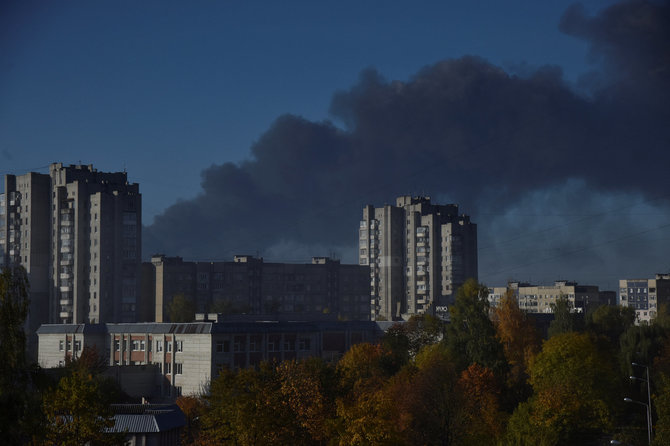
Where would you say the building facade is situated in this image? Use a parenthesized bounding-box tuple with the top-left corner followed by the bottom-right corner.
(359, 196, 477, 321)
(487, 280, 602, 314)
(619, 274, 670, 324)
(1, 163, 141, 331)
(145, 255, 371, 322)
(37, 319, 383, 397)
(0, 172, 51, 353)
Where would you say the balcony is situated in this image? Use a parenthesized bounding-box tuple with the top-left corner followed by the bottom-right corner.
(59, 311, 72, 319)
(59, 298, 73, 306)
(60, 285, 71, 292)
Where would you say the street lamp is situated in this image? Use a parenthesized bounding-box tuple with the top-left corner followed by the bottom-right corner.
(631, 362, 653, 443)
(624, 398, 651, 445)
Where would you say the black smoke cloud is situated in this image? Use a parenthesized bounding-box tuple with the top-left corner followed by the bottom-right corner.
(145, 0, 670, 288)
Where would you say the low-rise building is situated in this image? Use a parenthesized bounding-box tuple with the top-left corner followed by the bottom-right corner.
(37, 318, 383, 398)
(619, 274, 670, 324)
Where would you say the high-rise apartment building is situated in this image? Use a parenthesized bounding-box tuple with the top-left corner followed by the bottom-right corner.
(359, 195, 477, 321)
(1, 163, 141, 335)
(1, 172, 52, 352)
(620, 274, 670, 324)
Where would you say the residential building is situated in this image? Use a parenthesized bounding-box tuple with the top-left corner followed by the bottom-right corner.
(1, 163, 141, 341)
(359, 195, 477, 321)
(619, 274, 670, 324)
(37, 318, 383, 397)
(145, 255, 370, 322)
(487, 280, 602, 314)
(1, 172, 51, 354)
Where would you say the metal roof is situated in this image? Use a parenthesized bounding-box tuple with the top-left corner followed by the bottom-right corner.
(109, 404, 186, 433)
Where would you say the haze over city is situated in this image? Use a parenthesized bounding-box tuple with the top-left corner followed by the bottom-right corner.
(2, 0, 668, 291)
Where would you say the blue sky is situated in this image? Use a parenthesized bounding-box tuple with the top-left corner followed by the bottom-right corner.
(3, 0, 668, 290)
(2, 0, 616, 219)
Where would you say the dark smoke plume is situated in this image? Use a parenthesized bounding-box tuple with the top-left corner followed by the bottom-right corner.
(145, 0, 670, 288)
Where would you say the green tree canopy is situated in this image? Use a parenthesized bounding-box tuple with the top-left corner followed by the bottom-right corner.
(0, 266, 43, 445)
(506, 332, 620, 445)
(446, 279, 507, 376)
(41, 361, 126, 446)
(168, 293, 196, 322)
(547, 296, 581, 338)
(586, 304, 636, 345)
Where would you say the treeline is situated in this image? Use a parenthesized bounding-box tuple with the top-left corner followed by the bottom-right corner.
(0, 267, 127, 446)
(4, 264, 670, 445)
(179, 279, 670, 445)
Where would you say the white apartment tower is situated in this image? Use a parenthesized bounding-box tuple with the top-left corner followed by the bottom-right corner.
(359, 196, 477, 321)
(1, 163, 141, 333)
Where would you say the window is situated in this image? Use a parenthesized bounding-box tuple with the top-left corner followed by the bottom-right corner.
(166, 341, 172, 352)
(176, 340, 183, 352)
(132, 340, 140, 351)
(216, 340, 230, 353)
(156, 340, 163, 352)
(114, 340, 120, 351)
(165, 362, 172, 374)
(59, 340, 64, 351)
(234, 336, 245, 352)
(175, 363, 183, 375)
(74, 340, 81, 351)
(140, 340, 146, 351)
(298, 338, 311, 351)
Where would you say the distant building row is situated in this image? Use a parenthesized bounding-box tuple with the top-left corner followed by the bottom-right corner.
(488, 274, 670, 324)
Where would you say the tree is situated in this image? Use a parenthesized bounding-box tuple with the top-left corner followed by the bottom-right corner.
(457, 363, 505, 446)
(446, 279, 506, 376)
(506, 332, 620, 445)
(277, 358, 337, 443)
(334, 343, 401, 445)
(493, 288, 541, 404)
(547, 296, 580, 337)
(176, 395, 207, 445)
(201, 363, 310, 445)
(168, 293, 196, 322)
(0, 266, 43, 445)
(41, 362, 126, 446)
(586, 304, 636, 345)
(396, 343, 464, 446)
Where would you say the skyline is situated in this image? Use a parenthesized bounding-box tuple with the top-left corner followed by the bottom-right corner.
(2, 0, 669, 290)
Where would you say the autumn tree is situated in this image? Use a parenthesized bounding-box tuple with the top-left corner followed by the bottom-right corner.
(446, 279, 506, 376)
(277, 358, 338, 443)
(395, 343, 464, 445)
(334, 342, 399, 445)
(457, 363, 505, 446)
(175, 395, 207, 445)
(168, 293, 196, 322)
(493, 288, 541, 404)
(41, 362, 126, 446)
(201, 363, 310, 445)
(505, 332, 620, 445)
